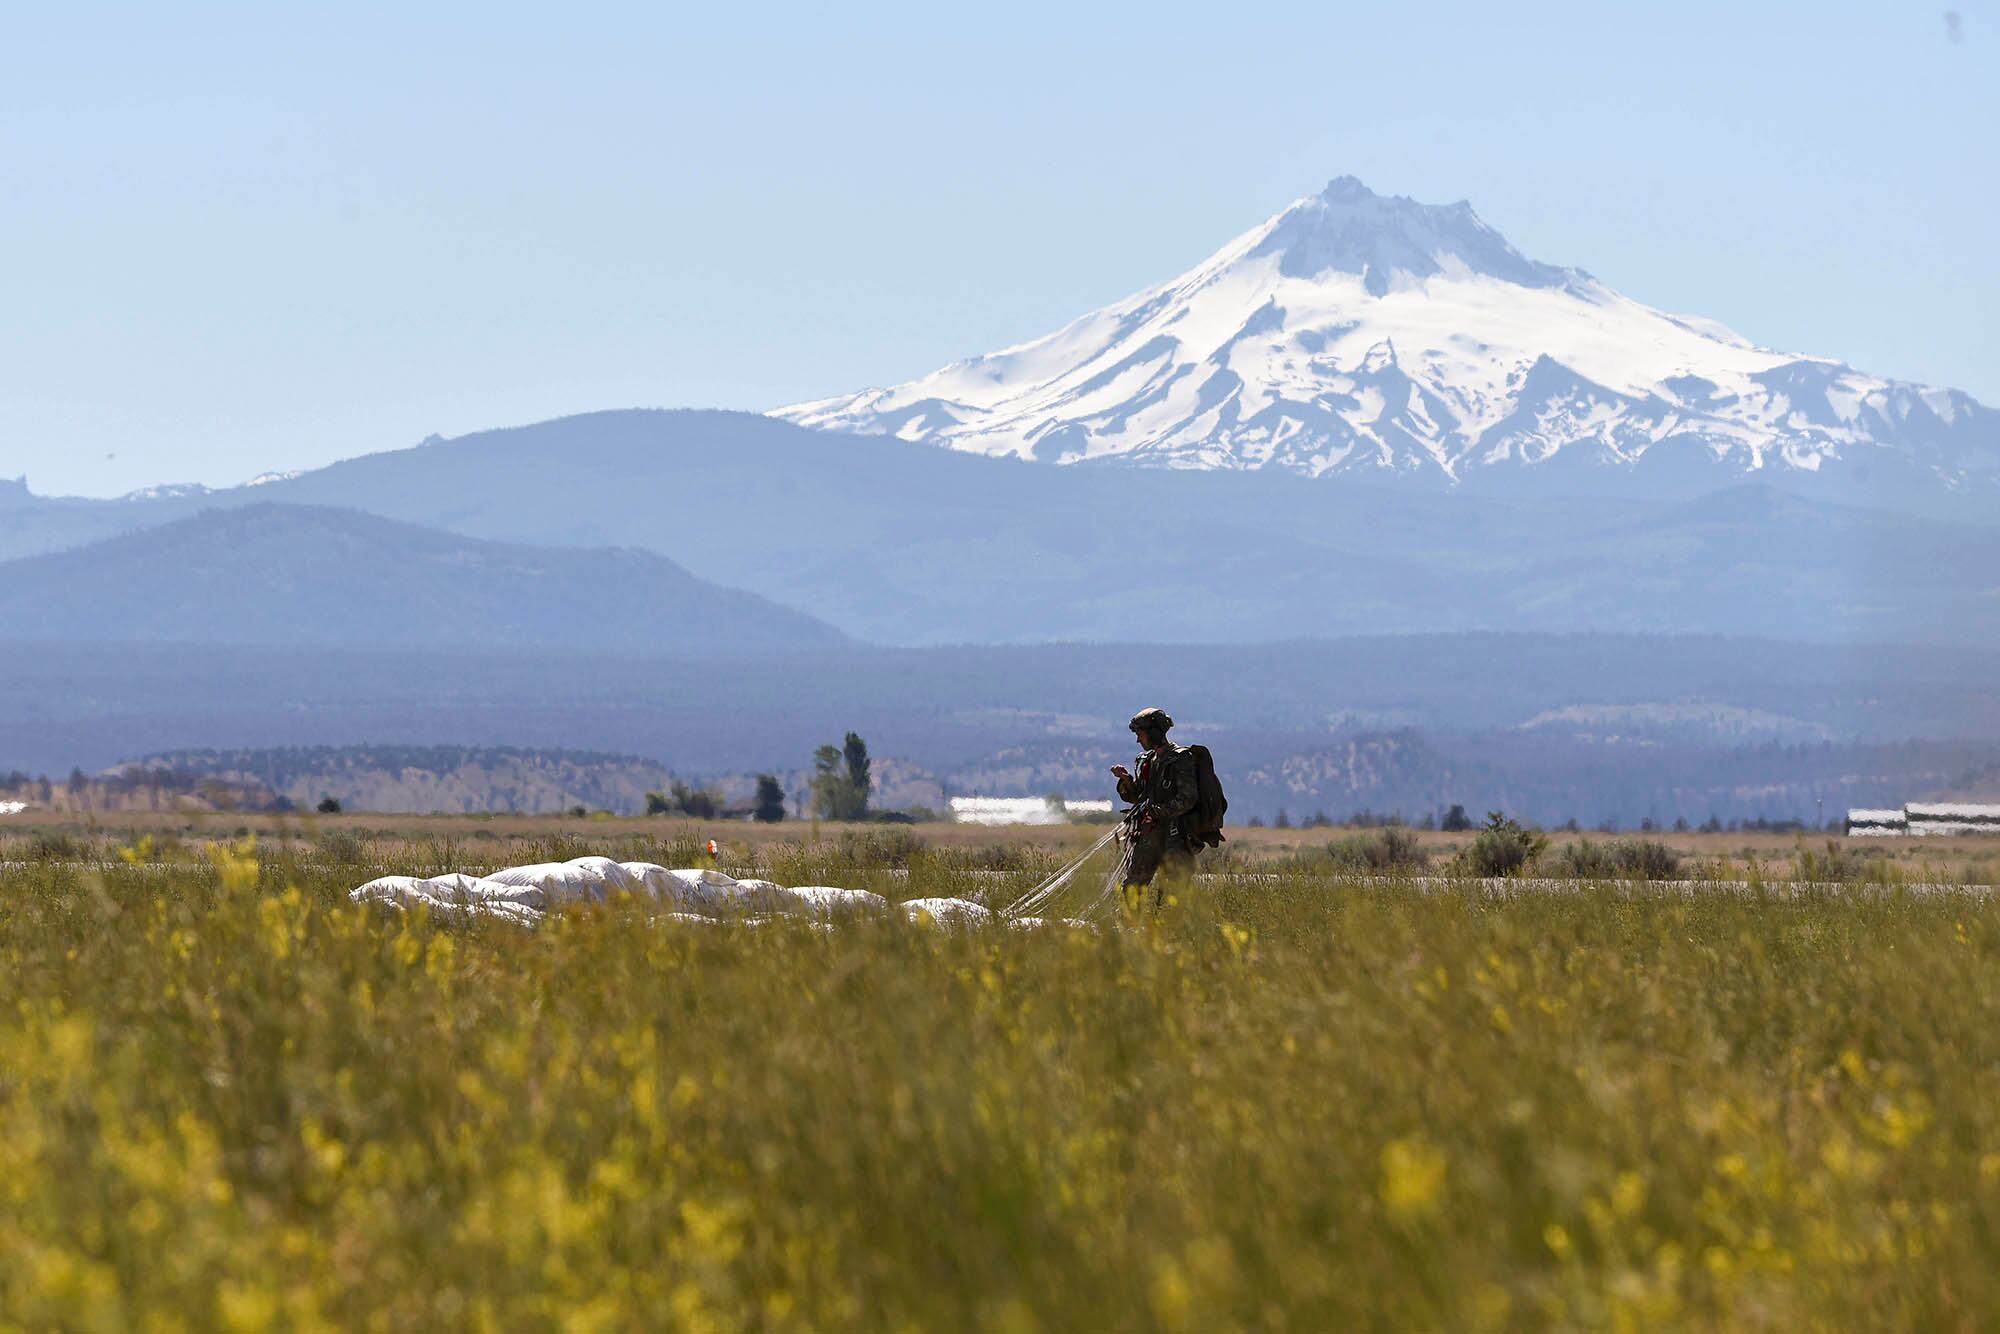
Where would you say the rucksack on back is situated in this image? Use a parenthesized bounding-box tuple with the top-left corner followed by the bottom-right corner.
(1184, 744, 1228, 847)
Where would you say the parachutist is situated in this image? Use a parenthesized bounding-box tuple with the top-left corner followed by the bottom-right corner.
(1113, 708, 1227, 910)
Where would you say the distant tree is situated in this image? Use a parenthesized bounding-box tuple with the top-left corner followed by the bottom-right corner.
(1640, 817, 1657, 833)
(567, 804, 587, 818)
(316, 795, 341, 814)
(842, 732, 872, 813)
(670, 780, 720, 820)
(1700, 814, 1723, 834)
(811, 736, 872, 820)
(753, 774, 786, 823)
(1440, 804, 1473, 833)
(1561, 817, 1581, 833)
(645, 790, 672, 816)
(36, 776, 52, 804)
(1274, 808, 1291, 830)
(811, 745, 843, 814)
(1672, 817, 1690, 833)
(812, 744, 864, 821)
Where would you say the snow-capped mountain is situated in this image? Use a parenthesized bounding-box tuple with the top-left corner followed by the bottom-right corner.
(776, 177, 1996, 492)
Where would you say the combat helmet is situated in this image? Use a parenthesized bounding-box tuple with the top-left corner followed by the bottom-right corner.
(1128, 707, 1174, 735)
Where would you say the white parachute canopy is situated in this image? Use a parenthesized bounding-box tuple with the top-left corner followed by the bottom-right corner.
(349, 847, 1117, 929)
(351, 859, 891, 926)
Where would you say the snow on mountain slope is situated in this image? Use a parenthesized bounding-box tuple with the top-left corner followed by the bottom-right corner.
(775, 177, 1997, 488)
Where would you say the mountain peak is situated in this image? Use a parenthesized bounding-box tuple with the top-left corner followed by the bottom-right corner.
(1316, 174, 1375, 203)
(775, 177, 1996, 495)
(1248, 176, 1573, 295)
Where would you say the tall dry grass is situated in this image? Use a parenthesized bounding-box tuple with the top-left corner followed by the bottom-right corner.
(3, 840, 1999, 1326)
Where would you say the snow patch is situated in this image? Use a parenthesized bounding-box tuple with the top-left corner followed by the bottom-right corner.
(773, 177, 1995, 490)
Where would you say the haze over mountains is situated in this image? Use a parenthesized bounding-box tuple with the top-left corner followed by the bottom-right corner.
(6, 411, 2000, 649)
(779, 178, 2000, 515)
(0, 503, 847, 652)
(9, 635, 2000, 825)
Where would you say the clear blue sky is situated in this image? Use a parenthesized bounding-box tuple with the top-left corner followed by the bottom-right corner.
(4, 1, 1993, 497)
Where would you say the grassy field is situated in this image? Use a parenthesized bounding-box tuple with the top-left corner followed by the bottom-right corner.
(6, 824, 2000, 1328)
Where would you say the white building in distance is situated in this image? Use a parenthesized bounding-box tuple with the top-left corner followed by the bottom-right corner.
(1847, 803, 2000, 837)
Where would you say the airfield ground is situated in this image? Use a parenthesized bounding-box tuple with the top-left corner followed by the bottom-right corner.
(5, 812, 2000, 1325)
(6, 807, 1998, 886)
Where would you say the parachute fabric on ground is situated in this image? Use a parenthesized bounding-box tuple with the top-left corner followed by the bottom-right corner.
(640, 866, 758, 912)
(618, 862, 688, 898)
(786, 886, 891, 913)
(479, 859, 629, 904)
(899, 898, 995, 928)
(348, 853, 1129, 930)
(618, 864, 817, 914)
(564, 856, 646, 894)
(350, 857, 913, 928)
(349, 874, 549, 927)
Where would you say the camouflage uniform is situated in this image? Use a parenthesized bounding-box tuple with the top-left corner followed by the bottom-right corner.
(1116, 742, 1200, 904)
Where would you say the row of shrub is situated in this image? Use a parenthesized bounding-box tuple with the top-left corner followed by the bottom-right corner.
(1314, 815, 1688, 880)
(1335, 815, 1930, 884)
